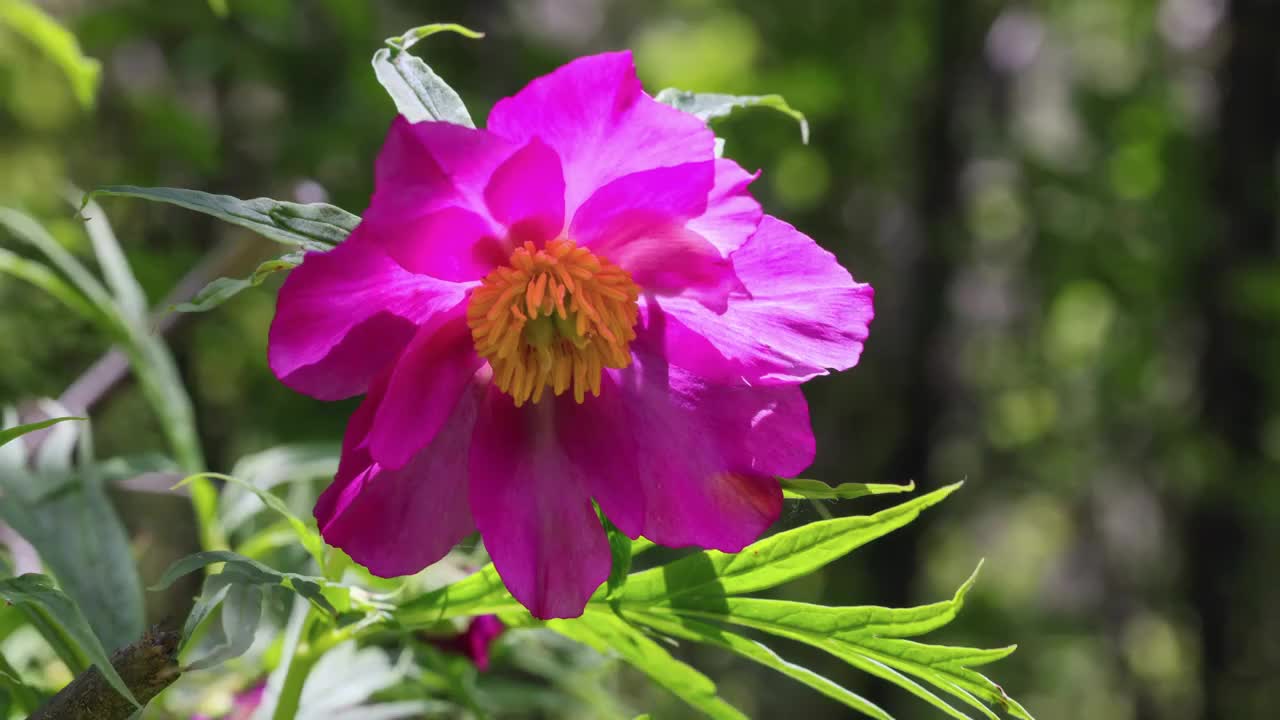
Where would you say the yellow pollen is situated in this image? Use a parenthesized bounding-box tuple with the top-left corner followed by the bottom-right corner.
(467, 239, 640, 406)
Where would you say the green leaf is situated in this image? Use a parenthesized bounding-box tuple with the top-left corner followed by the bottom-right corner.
(153, 550, 337, 616)
(0, 0, 101, 107)
(781, 478, 916, 501)
(0, 416, 83, 449)
(0, 410, 147, 653)
(603, 517, 632, 599)
(613, 483, 962, 605)
(661, 564, 1032, 720)
(396, 565, 522, 625)
(177, 472, 324, 565)
(0, 208, 119, 323)
(625, 609, 892, 720)
(173, 251, 303, 312)
(0, 248, 107, 325)
(221, 443, 339, 529)
(185, 580, 264, 671)
(654, 89, 809, 144)
(0, 574, 139, 707)
(550, 611, 746, 720)
(87, 187, 359, 251)
(77, 192, 148, 326)
(372, 24, 483, 126)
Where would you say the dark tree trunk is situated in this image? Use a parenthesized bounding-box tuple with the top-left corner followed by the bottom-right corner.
(1190, 0, 1280, 716)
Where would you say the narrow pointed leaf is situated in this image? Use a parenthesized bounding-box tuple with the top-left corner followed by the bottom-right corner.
(613, 484, 962, 604)
(152, 550, 336, 616)
(0, 417, 83, 449)
(781, 478, 915, 501)
(176, 472, 324, 565)
(88, 187, 358, 250)
(550, 612, 746, 720)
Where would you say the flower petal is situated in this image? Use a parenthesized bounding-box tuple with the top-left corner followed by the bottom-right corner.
(686, 158, 763, 256)
(562, 343, 810, 551)
(484, 137, 566, 246)
(367, 307, 484, 470)
(486, 51, 715, 215)
(469, 387, 611, 619)
(570, 162, 741, 310)
(268, 226, 469, 400)
(366, 118, 520, 281)
(654, 216, 875, 384)
(315, 374, 478, 578)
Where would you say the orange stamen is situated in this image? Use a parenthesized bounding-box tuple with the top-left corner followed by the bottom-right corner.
(466, 239, 640, 406)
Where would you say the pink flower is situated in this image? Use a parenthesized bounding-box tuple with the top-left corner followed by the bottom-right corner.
(269, 52, 874, 619)
(427, 615, 506, 671)
(192, 682, 264, 720)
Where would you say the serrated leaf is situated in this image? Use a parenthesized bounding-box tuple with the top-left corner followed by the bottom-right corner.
(87, 187, 358, 250)
(626, 609, 891, 720)
(372, 24, 482, 126)
(0, 574, 139, 707)
(781, 478, 916, 501)
(0, 416, 83, 449)
(654, 89, 809, 144)
(550, 611, 745, 720)
(153, 550, 336, 616)
(661, 564, 1032, 720)
(613, 483, 962, 605)
(0, 0, 101, 107)
(177, 472, 324, 565)
(174, 251, 303, 312)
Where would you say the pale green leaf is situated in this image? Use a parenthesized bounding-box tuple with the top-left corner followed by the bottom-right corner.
(781, 478, 916, 501)
(186, 581, 263, 671)
(77, 193, 148, 326)
(0, 207, 118, 322)
(153, 550, 336, 616)
(88, 187, 359, 250)
(372, 24, 483, 126)
(174, 251, 303, 312)
(613, 483, 962, 604)
(654, 89, 809, 143)
(0, 574, 138, 707)
(550, 611, 746, 720)
(0, 248, 105, 324)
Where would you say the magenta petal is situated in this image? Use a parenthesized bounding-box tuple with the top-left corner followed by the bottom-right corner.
(486, 51, 715, 215)
(570, 162, 740, 309)
(468, 387, 611, 619)
(563, 345, 808, 551)
(655, 216, 876, 384)
(315, 375, 478, 578)
(268, 227, 469, 400)
(366, 118, 521, 281)
(484, 137, 566, 246)
(366, 307, 483, 470)
(369, 206, 502, 283)
(687, 159, 763, 256)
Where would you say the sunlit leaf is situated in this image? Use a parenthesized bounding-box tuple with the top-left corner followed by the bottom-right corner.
(654, 89, 809, 143)
(0, 0, 101, 107)
(613, 483, 962, 604)
(625, 609, 891, 720)
(0, 575, 138, 707)
(372, 24, 483, 126)
(781, 478, 916, 501)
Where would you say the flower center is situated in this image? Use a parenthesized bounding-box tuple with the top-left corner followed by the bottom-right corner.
(467, 239, 640, 406)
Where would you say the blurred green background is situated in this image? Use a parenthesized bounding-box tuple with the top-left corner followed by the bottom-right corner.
(3, 0, 1279, 718)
